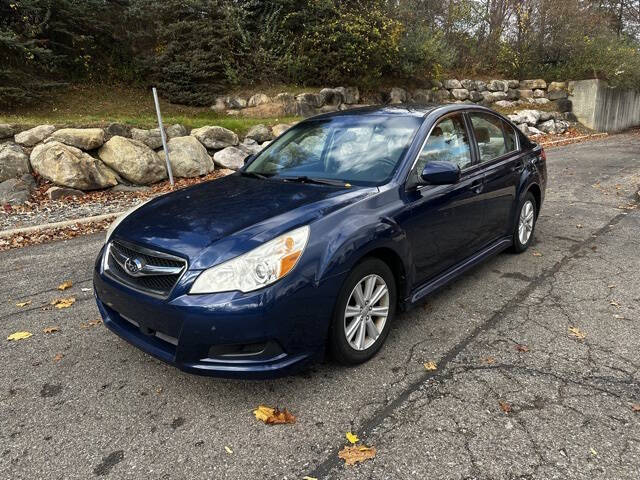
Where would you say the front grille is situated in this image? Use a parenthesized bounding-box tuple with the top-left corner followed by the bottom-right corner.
(104, 239, 187, 298)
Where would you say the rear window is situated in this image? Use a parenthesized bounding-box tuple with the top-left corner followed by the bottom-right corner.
(469, 113, 518, 162)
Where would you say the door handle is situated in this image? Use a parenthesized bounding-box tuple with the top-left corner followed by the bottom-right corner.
(470, 179, 484, 194)
(511, 161, 524, 173)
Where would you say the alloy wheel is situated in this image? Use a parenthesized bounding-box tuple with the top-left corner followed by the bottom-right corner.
(518, 200, 535, 245)
(343, 274, 389, 351)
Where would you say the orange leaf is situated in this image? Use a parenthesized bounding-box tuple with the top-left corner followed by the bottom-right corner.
(57, 280, 73, 291)
(43, 326, 59, 334)
(253, 405, 295, 424)
(499, 401, 512, 413)
(338, 445, 376, 466)
(632, 404, 640, 412)
(53, 353, 64, 362)
(515, 344, 529, 353)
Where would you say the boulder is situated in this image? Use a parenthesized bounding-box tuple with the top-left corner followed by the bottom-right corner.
(488, 80, 508, 92)
(460, 79, 476, 91)
(481, 91, 508, 103)
(538, 120, 556, 134)
(507, 89, 520, 100)
(335, 86, 360, 104)
(532, 98, 550, 105)
(469, 91, 484, 102)
(539, 111, 555, 122)
(238, 138, 262, 155)
(430, 79, 443, 89)
(494, 100, 516, 109)
(295, 93, 323, 108)
(190, 125, 239, 150)
(50, 128, 105, 150)
(547, 89, 568, 100)
(475, 81, 488, 92)
(15, 125, 56, 147)
(533, 89, 546, 98)
(272, 123, 292, 137)
(412, 89, 434, 103)
(213, 146, 247, 171)
(166, 124, 188, 138)
(46, 186, 84, 200)
(226, 96, 247, 109)
(274, 92, 295, 105)
(245, 124, 273, 143)
(555, 98, 572, 113)
(555, 120, 570, 134)
(443, 79, 462, 89)
(528, 126, 543, 136)
(105, 123, 131, 139)
(517, 124, 530, 135)
(319, 88, 344, 106)
(0, 142, 29, 182)
(164, 136, 214, 178)
(451, 88, 469, 101)
(520, 79, 547, 90)
(517, 89, 534, 99)
(434, 89, 451, 102)
(98, 136, 166, 185)
(508, 110, 541, 126)
(31, 141, 119, 190)
(548, 81, 567, 92)
(241, 102, 296, 118)
(131, 128, 163, 149)
(0, 177, 31, 205)
(0, 124, 15, 140)
(507, 80, 520, 89)
(390, 87, 409, 103)
(211, 97, 227, 112)
(247, 93, 271, 107)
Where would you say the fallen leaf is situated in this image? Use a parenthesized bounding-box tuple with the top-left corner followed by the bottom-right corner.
(7, 331, 32, 341)
(53, 353, 64, 362)
(608, 285, 616, 289)
(224, 446, 233, 454)
(338, 445, 376, 466)
(15, 300, 31, 307)
(81, 287, 91, 292)
(424, 361, 437, 371)
(576, 224, 583, 229)
(632, 404, 640, 412)
(590, 447, 598, 456)
(346, 432, 359, 444)
(610, 300, 620, 308)
(499, 401, 512, 413)
(253, 405, 296, 424)
(532, 251, 543, 257)
(302, 477, 318, 480)
(51, 297, 75, 309)
(43, 326, 59, 334)
(486, 356, 496, 364)
(80, 319, 103, 328)
(57, 280, 73, 291)
(568, 326, 586, 340)
(613, 314, 625, 320)
(515, 344, 530, 353)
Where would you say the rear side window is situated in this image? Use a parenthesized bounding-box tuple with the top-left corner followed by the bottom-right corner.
(469, 113, 517, 162)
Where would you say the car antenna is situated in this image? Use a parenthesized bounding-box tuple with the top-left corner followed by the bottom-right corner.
(152, 87, 175, 189)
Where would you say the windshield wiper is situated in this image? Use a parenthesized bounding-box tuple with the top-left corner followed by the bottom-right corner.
(239, 171, 270, 180)
(278, 176, 350, 187)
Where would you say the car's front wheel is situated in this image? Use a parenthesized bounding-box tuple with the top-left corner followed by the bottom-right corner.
(329, 258, 396, 365)
(512, 192, 537, 253)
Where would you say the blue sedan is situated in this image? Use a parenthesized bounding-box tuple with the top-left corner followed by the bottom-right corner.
(93, 104, 546, 378)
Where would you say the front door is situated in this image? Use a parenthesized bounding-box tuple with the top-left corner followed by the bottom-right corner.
(402, 113, 485, 286)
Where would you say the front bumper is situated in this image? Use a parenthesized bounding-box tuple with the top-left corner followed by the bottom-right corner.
(93, 252, 341, 379)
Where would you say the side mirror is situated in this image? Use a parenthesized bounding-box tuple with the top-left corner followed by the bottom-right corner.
(420, 161, 461, 185)
(244, 154, 254, 165)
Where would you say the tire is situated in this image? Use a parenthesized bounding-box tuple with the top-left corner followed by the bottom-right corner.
(329, 258, 396, 365)
(511, 192, 537, 253)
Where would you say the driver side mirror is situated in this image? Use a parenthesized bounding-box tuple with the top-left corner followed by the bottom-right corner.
(244, 154, 254, 165)
(419, 161, 461, 185)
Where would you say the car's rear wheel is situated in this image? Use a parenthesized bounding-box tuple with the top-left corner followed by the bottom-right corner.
(512, 192, 537, 253)
(329, 258, 396, 365)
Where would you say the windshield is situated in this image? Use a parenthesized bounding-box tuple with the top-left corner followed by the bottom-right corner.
(245, 116, 422, 186)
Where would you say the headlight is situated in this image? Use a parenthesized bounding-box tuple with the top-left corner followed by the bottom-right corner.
(190, 225, 310, 294)
(105, 199, 152, 243)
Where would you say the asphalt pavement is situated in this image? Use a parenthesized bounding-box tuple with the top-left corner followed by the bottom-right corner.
(1, 134, 639, 479)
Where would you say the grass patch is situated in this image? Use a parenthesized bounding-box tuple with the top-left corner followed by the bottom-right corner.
(0, 84, 301, 135)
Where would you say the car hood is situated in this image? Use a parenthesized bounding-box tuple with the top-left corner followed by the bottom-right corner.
(113, 174, 374, 269)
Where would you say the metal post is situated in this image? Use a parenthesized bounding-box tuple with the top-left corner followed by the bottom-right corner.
(152, 87, 174, 187)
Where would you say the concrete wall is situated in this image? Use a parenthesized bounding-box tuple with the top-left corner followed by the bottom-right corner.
(569, 79, 640, 132)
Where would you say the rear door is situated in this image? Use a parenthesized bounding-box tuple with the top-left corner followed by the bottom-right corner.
(467, 112, 521, 246)
(402, 113, 486, 285)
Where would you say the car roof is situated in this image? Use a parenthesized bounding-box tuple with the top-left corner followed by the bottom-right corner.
(307, 103, 499, 121)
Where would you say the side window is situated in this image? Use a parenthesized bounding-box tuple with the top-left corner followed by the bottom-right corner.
(415, 114, 473, 176)
(469, 113, 517, 162)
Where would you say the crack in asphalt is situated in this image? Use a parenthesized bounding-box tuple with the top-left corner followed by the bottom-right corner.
(308, 202, 638, 478)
